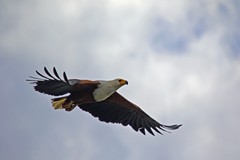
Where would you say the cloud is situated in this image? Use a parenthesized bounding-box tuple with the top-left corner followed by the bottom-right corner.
(1, 0, 240, 160)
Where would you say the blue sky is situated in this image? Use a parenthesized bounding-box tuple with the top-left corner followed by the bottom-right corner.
(1, 0, 240, 160)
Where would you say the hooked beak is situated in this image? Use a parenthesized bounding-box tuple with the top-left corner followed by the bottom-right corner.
(120, 79, 128, 85)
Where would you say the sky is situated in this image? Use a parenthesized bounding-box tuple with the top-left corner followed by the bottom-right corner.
(1, 0, 240, 160)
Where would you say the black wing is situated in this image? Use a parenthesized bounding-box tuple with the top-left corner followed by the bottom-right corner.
(79, 92, 182, 136)
(27, 67, 76, 96)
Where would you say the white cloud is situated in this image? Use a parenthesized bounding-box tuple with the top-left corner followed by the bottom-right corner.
(1, 0, 240, 160)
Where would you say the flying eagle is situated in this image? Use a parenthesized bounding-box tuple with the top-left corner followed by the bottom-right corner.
(27, 67, 181, 135)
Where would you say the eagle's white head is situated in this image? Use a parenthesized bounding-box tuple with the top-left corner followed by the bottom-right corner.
(93, 78, 128, 101)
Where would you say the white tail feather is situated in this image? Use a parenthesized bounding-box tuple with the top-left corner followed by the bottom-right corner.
(51, 97, 67, 110)
(51, 97, 77, 111)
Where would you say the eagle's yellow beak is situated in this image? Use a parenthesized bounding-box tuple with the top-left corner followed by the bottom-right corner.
(119, 79, 128, 85)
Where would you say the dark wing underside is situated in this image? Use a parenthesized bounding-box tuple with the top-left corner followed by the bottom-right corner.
(79, 92, 181, 135)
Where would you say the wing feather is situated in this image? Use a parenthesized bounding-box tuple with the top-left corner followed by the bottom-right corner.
(143, 121, 154, 135)
(27, 67, 99, 96)
(53, 67, 62, 81)
(36, 70, 51, 80)
(44, 67, 57, 80)
(63, 72, 69, 84)
(26, 67, 74, 96)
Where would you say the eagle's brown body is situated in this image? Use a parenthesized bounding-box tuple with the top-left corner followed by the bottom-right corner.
(27, 67, 181, 136)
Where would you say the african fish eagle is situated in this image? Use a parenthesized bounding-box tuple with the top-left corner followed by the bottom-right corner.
(27, 67, 181, 135)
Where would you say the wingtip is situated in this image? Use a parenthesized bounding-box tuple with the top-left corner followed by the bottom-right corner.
(173, 124, 182, 129)
(163, 124, 182, 130)
(139, 128, 146, 135)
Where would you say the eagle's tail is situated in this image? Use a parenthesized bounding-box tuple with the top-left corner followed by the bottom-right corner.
(51, 96, 77, 111)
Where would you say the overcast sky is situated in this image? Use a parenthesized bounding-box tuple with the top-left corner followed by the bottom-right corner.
(1, 0, 240, 160)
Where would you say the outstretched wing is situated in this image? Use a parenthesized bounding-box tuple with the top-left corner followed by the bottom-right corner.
(27, 67, 89, 96)
(79, 92, 182, 135)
